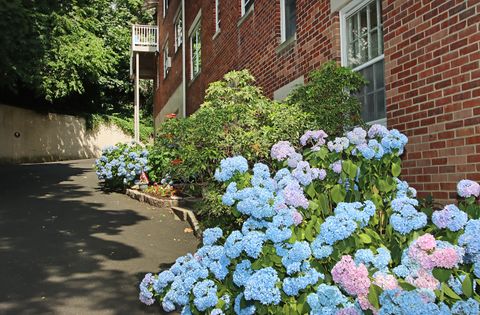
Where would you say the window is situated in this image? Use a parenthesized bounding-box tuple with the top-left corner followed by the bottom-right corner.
(280, 0, 297, 42)
(341, 0, 385, 123)
(163, 0, 169, 17)
(190, 19, 201, 79)
(241, 0, 254, 16)
(215, 0, 221, 33)
(174, 8, 183, 52)
(163, 40, 170, 78)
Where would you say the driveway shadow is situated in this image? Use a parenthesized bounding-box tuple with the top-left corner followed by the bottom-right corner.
(0, 161, 179, 314)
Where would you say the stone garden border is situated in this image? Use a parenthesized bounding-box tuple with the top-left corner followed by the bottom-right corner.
(125, 189, 201, 236)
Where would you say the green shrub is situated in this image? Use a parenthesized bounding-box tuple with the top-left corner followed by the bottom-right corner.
(150, 70, 312, 185)
(287, 61, 366, 136)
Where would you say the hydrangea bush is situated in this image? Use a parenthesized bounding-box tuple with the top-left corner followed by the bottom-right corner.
(95, 142, 150, 188)
(139, 125, 480, 314)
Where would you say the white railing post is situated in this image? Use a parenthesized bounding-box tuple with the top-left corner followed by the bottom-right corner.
(131, 25, 158, 52)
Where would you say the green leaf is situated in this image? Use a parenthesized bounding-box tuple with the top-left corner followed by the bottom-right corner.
(398, 280, 416, 291)
(392, 163, 402, 177)
(432, 268, 453, 283)
(463, 274, 473, 298)
(367, 285, 382, 309)
(306, 184, 317, 199)
(330, 184, 346, 204)
(442, 283, 461, 300)
(358, 233, 372, 244)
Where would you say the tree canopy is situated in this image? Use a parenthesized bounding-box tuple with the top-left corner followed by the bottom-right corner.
(0, 0, 152, 115)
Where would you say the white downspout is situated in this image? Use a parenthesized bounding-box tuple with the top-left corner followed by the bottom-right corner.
(182, 0, 187, 118)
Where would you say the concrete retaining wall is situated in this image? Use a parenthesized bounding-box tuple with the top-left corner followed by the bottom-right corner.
(0, 104, 133, 163)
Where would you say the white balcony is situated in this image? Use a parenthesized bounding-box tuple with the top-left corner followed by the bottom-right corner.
(132, 24, 158, 53)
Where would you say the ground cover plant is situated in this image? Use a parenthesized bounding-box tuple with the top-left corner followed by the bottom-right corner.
(95, 142, 150, 188)
(139, 125, 480, 314)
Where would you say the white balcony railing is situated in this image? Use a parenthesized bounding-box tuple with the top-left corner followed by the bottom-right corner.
(132, 24, 158, 52)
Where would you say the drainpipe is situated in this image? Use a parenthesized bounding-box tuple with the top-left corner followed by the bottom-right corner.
(182, 0, 187, 117)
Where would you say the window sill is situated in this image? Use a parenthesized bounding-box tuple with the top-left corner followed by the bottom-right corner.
(365, 117, 387, 127)
(212, 29, 221, 40)
(237, 4, 254, 27)
(276, 35, 296, 55)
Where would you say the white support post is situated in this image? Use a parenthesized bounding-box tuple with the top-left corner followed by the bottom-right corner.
(134, 52, 140, 143)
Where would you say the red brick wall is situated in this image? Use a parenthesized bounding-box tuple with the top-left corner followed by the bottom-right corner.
(154, 0, 184, 118)
(154, 0, 480, 201)
(154, 0, 340, 115)
(383, 0, 480, 201)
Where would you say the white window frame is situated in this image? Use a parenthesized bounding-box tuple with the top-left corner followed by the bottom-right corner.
(163, 39, 170, 78)
(340, 0, 386, 125)
(163, 0, 169, 18)
(215, 0, 221, 33)
(174, 6, 183, 52)
(241, 0, 254, 16)
(189, 11, 202, 80)
(280, 0, 296, 43)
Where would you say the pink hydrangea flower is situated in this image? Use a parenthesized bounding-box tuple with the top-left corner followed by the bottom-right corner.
(407, 269, 439, 290)
(292, 210, 303, 226)
(415, 234, 436, 251)
(373, 272, 399, 290)
(457, 179, 480, 198)
(332, 255, 371, 297)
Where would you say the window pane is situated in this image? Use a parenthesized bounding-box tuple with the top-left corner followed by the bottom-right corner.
(369, 1, 377, 29)
(376, 90, 385, 119)
(245, 0, 254, 13)
(374, 59, 384, 90)
(285, 0, 297, 40)
(191, 24, 201, 77)
(360, 8, 368, 30)
(362, 65, 374, 93)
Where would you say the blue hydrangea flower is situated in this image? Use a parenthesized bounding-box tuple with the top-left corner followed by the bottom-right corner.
(334, 201, 376, 228)
(203, 227, 223, 245)
(139, 273, 155, 305)
(192, 280, 218, 312)
(459, 220, 480, 262)
(319, 215, 357, 245)
(311, 237, 333, 259)
(244, 267, 281, 305)
(234, 293, 256, 315)
(379, 289, 446, 314)
(224, 230, 244, 259)
(282, 262, 323, 296)
(381, 129, 408, 155)
(233, 260, 253, 287)
(451, 298, 479, 315)
(390, 197, 427, 234)
(153, 270, 175, 294)
(242, 231, 266, 258)
(214, 156, 249, 182)
(281, 241, 312, 275)
(307, 284, 354, 314)
(432, 204, 468, 232)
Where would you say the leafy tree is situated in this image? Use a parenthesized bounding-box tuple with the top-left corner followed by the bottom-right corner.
(0, 0, 152, 115)
(287, 61, 366, 136)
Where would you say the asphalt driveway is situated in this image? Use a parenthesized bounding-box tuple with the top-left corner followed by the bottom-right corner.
(0, 159, 198, 315)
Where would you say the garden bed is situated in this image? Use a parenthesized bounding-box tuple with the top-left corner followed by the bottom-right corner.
(125, 188, 202, 236)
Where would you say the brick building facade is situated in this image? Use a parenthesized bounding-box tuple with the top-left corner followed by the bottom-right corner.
(151, 0, 480, 201)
